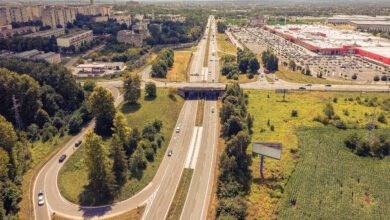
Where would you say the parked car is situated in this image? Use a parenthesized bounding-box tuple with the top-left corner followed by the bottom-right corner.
(299, 87, 306, 90)
(325, 84, 332, 87)
(37, 191, 44, 206)
(59, 154, 67, 163)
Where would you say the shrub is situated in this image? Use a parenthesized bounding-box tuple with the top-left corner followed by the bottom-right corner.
(270, 125, 275, 131)
(333, 97, 338, 103)
(334, 120, 347, 130)
(145, 82, 157, 98)
(83, 79, 96, 92)
(378, 113, 387, 124)
(373, 75, 380, 81)
(291, 110, 298, 117)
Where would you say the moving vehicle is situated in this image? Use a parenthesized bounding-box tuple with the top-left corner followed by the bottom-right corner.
(38, 191, 44, 206)
(59, 154, 67, 163)
(325, 84, 332, 87)
(299, 87, 306, 90)
(168, 150, 173, 157)
(75, 140, 82, 147)
(176, 127, 180, 133)
(212, 49, 216, 56)
(211, 107, 215, 113)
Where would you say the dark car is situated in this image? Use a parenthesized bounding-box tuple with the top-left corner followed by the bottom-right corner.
(299, 87, 306, 90)
(325, 84, 332, 87)
(75, 140, 82, 147)
(306, 84, 312, 86)
(59, 154, 67, 163)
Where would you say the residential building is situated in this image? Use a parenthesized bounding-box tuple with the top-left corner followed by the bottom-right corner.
(0, 25, 37, 39)
(57, 30, 93, 51)
(23, 28, 65, 38)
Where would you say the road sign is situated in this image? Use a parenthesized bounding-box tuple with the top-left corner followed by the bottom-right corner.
(252, 142, 282, 177)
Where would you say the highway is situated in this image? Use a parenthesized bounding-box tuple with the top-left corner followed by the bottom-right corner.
(32, 14, 390, 220)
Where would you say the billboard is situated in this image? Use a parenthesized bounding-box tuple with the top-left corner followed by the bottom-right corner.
(252, 142, 282, 160)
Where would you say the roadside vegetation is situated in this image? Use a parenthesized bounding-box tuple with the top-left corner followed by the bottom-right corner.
(216, 84, 254, 219)
(220, 48, 260, 83)
(151, 48, 174, 78)
(166, 169, 194, 220)
(245, 90, 390, 219)
(58, 88, 184, 205)
(154, 50, 191, 82)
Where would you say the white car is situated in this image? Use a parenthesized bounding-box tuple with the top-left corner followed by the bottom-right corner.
(176, 127, 180, 133)
(211, 107, 215, 113)
(38, 191, 44, 206)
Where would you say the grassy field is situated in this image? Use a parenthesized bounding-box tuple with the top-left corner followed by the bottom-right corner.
(19, 135, 72, 220)
(277, 128, 390, 219)
(156, 51, 191, 82)
(245, 90, 390, 219)
(275, 68, 353, 85)
(217, 33, 237, 55)
(58, 89, 184, 205)
(166, 169, 194, 220)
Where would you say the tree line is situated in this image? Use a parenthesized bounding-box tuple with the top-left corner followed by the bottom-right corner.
(217, 21, 227, 33)
(345, 132, 389, 158)
(83, 80, 162, 204)
(0, 35, 58, 53)
(217, 84, 253, 219)
(261, 50, 279, 72)
(151, 48, 174, 78)
(221, 48, 260, 80)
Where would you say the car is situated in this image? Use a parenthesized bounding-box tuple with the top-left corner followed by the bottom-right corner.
(211, 107, 215, 113)
(37, 191, 44, 206)
(298, 87, 306, 90)
(59, 154, 67, 163)
(168, 150, 173, 157)
(175, 127, 180, 133)
(306, 84, 312, 86)
(325, 84, 332, 87)
(75, 140, 82, 147)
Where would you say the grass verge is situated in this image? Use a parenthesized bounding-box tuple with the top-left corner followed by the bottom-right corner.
(51, 205, 145, 220)
(19, 135, 72, 220)
(195, 99, 205, 126)
(166, 169, 194, 220)
(155, 51, 192, 82)
(58, 89, 184, 205)
(275, 68, 354, 85)
(245, 90, 390, 219)
(217, 33, 237, 55)
(265, 74, 275, 84)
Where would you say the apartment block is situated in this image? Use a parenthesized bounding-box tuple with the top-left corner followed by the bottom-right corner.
(57, 30, 93, 50)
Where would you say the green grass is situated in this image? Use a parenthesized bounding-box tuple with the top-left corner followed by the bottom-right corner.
(275, 68, 353, 85)
(278, 128, 390, 219)
(217, 33, 237, 55)
(195, 99, 204, 126)
(245, 90, 390, 219)
(58, 89, 184, 205)
(166, 169, 194, 220)
(265, 74, 275, 84)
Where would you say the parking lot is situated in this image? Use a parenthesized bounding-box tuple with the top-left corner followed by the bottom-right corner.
(232, 26, 390, 84)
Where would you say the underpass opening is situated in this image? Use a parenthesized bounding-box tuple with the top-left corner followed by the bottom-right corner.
(178, 87, 225, 100)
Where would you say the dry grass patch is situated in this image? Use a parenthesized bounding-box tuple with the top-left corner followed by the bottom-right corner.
(156, 51, 191, 82)
(217, 33, 238, 55)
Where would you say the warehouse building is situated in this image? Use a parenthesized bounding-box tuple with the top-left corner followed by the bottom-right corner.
(264, 24, 390, 65)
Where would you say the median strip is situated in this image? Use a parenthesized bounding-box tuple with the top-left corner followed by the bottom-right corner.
(166, 169, 194, 220)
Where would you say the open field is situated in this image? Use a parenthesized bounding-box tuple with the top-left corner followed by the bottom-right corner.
(245, 90, 390, 219)
(156, 51, 191, 82)
(217, 33, 237, 55)
(278, 127, 390, 219)
(58, 89, 184, 205)
(19, 135, 72, 220)
(166, 169, 194, 220)
(275, 68, 354, 85)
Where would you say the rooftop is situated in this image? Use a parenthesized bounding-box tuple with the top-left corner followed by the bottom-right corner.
(58, 30, 92, 39)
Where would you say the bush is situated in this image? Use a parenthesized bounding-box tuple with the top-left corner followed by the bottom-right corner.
(378, 113, 387, 124)
(83, 80, 96, 92)
(270, 125, 275, 131)
(168, 87, 177, 99)
(145, 82, 157, 98)
(291, 110, 298, 117)
(333, 97, 338, 103)
(373, 75, 380, 81)
(334, 120, 347, 130)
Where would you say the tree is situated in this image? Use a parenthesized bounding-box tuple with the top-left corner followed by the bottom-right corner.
(84, 130, 115, 197)
(323, 103, 335, 119)
(0, 115, 17, 153)
(248, 57, 260, 74)
(123, 73, 141, 104)
(129, 147, 147, 180)
(68, 114, 83, 134)
(145, 82, 157, 98)
(88, 86, 116, 136)
(111, 112, 130, 185)
(83, 80, 96, 92)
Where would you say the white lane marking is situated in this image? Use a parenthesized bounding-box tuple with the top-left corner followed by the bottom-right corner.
(184, 127, 198, 168)
(200, 103, 217, 220)
(190, 127, 203, 169)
